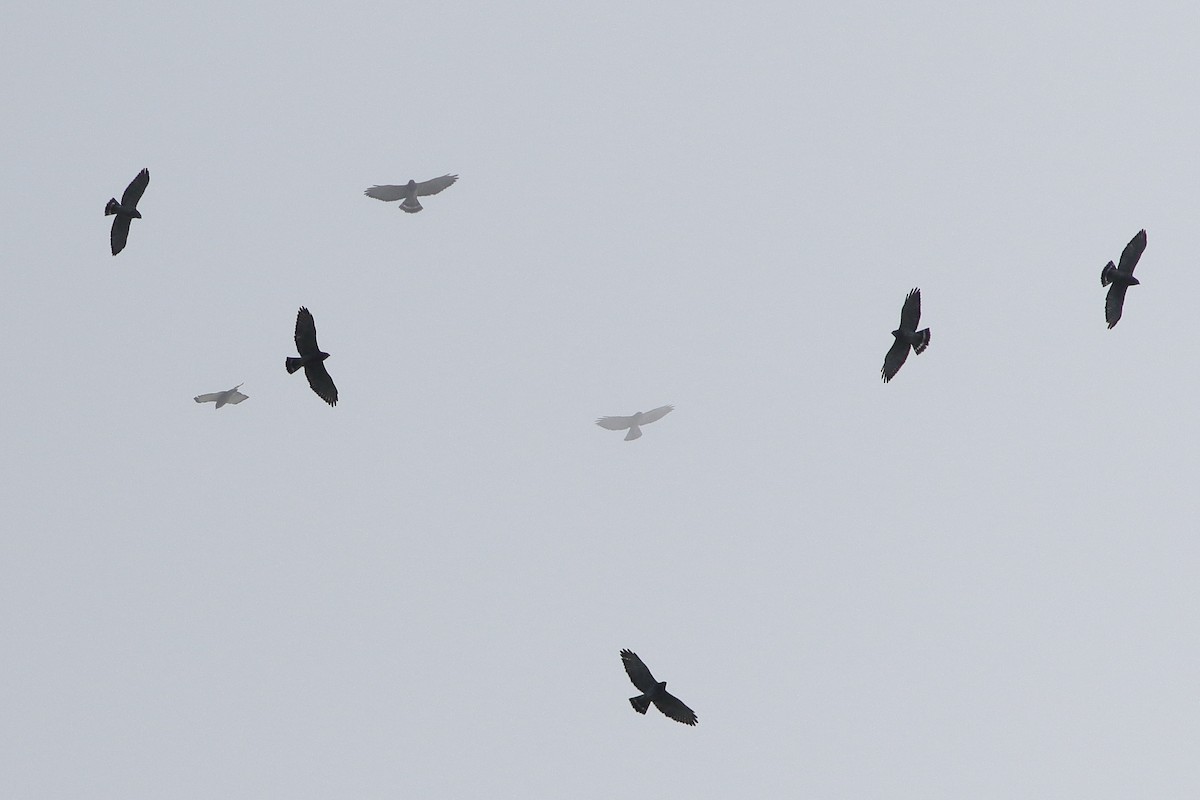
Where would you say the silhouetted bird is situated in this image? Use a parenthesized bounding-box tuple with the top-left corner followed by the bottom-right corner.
(105, 168, 149, 255)
(194, 384, 248, 409)
(1101, 229, 1147, 329)
(286, 307, 338, 406)
(620, 649, 697, 726)
(364, 174, 458, 213)
(882, 288, 931, 383)
(595, 405, 673, 441)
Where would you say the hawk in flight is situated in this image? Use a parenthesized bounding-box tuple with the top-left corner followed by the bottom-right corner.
(595, 405, 673, 441)
(881, 288, 931, 383)
(1101, 229, 1147, 328)
(286, 307, 338, 406)
(364, 174, 458, 213)
(194, 384, 248, 409)
(105, 168, 149, 255)
(620, 649, 697, 726)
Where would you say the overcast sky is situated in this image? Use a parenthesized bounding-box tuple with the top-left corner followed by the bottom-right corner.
(3, 2, 1200, 797)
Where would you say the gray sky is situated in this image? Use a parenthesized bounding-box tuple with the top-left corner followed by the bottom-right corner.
(3, 1, 1200, 797)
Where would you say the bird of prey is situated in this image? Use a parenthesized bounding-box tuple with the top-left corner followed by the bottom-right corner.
(194, 384, 249, 409)
(286, 307, 338, 406)
(881, 288, 931, 383)
(595, 405, 673, 441)
(1101, 229, 1147, 329)
(620, 649, 697, 726)
(364, 174, 458, 213)
(104, 168, 150, 255)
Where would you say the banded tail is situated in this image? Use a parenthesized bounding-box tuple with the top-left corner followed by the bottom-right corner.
(913, 328, 931, 355)
(400, 197, 423, 213)
(105, 198, 120, 216)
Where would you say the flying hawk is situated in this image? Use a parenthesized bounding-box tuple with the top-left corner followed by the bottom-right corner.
(882, 288, 931, 382)
(1101, 229, 1147, 328)
(105, 168, 149, 255)
(595, 405, 673, 441)
(194, 384, 248, 409)
(286, 307, 338, 406)
(364, 174, 458, 213)
(620, 649, 697, 726)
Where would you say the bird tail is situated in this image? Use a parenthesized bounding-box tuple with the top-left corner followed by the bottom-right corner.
(105, 198, 119, 216)
(913, 329, 931, 355)
(401, 197, 423, 213)
(629, 695, 651, 714)
(624, 425, 642, 441)
(286, 357, 303, 374)
(1101, 261, 1116, 286)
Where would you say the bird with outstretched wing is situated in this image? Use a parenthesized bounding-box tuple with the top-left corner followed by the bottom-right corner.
(882, 288, 931, 382)
(1101, 229, 1147, 329)
(105, 168, 150, 255)
(620, 649, 697, 726)
(596, 405, 673, 441)
(285, 307, 338, 406)
(364, 174, 458, 213)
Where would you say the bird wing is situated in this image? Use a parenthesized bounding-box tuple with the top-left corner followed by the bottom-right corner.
(620, 649, 659, 693)
(652, 691, 698, 726)
(899, 287, 921, 332)
(1118, 229, 1147, 275)
(121, 168, 150, 209)
(110, 214, 131, 255)
(881, 337, 910, 382)
(194, 392, 222, 403)
(1105, 283, 1128, 329)
(294, 307, 321, 356)
(304, 362, 338, 406)
(638, 405, 674, 425)
(596, 415, 634, 430)
(415, 174, 458, 197)
(364, 185, 410, 202)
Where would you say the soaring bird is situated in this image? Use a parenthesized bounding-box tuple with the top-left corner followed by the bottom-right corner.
(364, 174, 458, 213)
(595, 405, 673, 441)
(1101, 229, 1147, 329)
(619, 649, 697, 726)
(881, 288, 931, 383)
(105, 168, 149, 255)
(286, 307, 338, 406)
(193, 384, 249, 409)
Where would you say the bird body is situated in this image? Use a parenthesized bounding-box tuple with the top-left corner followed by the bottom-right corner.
(364, 174, 458, 213)
(596, 405, 673, 441)
(1102, 229, 1147, 328)
(105, 168, 150, 255)
(881, 288, 930, 382)
(194, 384, 249, 408)
(287, 307, 338, 406)
(620, 649, 697, 726)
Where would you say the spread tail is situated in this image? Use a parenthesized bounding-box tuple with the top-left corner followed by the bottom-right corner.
(1101, 261, 1116, 286)
(913, 328, 931, 355)
(624, 425, 642, 441)
(105, 198, 119, 216)
(401, 198, 423, 213)
(286, 357, 303, 374)
(629, 695, 651, 714)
